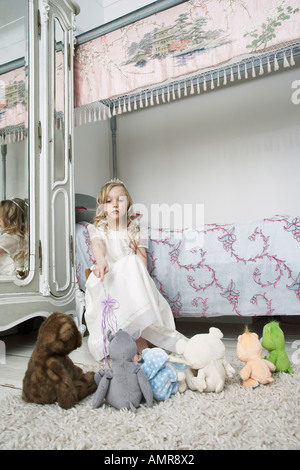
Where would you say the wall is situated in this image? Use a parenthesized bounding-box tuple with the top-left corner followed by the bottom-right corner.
(74, 119, 110, 199)
(116, 66, 300, 225)
(0, 140, 28, 200)
(74, 65, 300, 226)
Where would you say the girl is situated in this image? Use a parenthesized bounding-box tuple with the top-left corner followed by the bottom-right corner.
(85, 179, 185, 361)
(0, 198, 27, 277)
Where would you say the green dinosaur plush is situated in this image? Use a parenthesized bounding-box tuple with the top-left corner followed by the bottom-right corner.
(262, 321, 294, 373)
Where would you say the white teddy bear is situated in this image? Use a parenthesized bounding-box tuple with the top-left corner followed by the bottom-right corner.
(175, 327, 235, 393)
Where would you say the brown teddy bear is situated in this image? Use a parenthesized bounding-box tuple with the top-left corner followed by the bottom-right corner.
(22, 312, 97, 409)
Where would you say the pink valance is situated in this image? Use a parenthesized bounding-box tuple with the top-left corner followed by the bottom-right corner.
(0, 50, 64, 143)
(74, 0, 300, 123)
(0, 66, 28, 143)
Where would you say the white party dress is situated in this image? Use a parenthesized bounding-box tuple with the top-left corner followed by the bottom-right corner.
(0, 232, 24, 276)
(85, 223, 185, 361)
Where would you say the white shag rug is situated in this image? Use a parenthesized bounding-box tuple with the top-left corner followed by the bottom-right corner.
(0, 359, 299, 451)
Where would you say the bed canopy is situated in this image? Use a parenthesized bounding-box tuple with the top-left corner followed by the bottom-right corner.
(1, 0, 299, 142)
(73, 0, 300, 124)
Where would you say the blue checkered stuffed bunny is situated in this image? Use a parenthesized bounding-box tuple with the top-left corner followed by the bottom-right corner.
(140, 347, 188, 400)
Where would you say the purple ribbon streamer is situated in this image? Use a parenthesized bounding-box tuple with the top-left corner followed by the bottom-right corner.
(101, 293, 119, 367)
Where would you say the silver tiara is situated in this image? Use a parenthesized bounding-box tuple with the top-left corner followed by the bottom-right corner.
(10, 199, 25, 213)
(106, 178, 126, 187)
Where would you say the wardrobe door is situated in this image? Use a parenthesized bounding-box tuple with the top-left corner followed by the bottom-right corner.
(50, 15, 73, 297)
(39, 1, 75, 299)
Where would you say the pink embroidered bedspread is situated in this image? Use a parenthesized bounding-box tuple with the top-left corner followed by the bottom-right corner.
(75, 216, 300, 318)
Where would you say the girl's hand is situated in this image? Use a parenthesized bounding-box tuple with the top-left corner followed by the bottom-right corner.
(129, 240, 137, 253)
(92, 258, 109, 281)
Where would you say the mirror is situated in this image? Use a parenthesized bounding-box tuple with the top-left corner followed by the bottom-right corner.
(53, 17, 65, 183)
(0, 0, 29, 280)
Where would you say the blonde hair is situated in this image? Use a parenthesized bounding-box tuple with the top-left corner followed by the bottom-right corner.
(93, 182, 140, 239)
(0, 198, 28, 278)
(0, 199, 26, 237)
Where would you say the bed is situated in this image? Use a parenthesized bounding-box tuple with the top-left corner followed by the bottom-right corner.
(75, 214, 300, 319)
(73, 1, 300, 323)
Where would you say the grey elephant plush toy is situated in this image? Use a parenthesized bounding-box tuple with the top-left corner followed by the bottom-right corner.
(92, 329, 153, 412)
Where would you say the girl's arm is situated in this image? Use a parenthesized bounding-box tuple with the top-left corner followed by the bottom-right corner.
(0, 235, 18, 256)
(90, 238, 109, 281)
(136, 246, 147, 269)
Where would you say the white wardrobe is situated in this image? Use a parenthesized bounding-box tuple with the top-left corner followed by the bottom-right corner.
(0, 0, 81, 332)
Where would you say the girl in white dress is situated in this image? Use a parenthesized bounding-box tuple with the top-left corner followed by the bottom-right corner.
(0, 199, 27, 277)
(85, 179, 185, 361)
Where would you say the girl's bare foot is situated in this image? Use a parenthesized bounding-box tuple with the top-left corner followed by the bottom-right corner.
(132, 337, 149, 363)
(136, 337, 148, 353)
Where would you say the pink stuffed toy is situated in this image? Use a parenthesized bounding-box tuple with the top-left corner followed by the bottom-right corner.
(236, 326, 276, 388)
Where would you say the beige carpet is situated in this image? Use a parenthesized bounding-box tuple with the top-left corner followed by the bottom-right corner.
(0, 359, 299, 450)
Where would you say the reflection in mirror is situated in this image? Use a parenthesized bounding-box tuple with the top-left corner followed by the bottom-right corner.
(0, 0, 29, 280)
(0, 198, 28, 278)
(54, 17, 65, 183)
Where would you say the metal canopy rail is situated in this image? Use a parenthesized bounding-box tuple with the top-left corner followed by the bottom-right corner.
(73, 0, 300, 124)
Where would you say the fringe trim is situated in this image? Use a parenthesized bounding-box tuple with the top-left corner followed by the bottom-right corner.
(0, 115, 63, 143)
(74, 43, 299, 125)
(0, 124, 28, 144)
